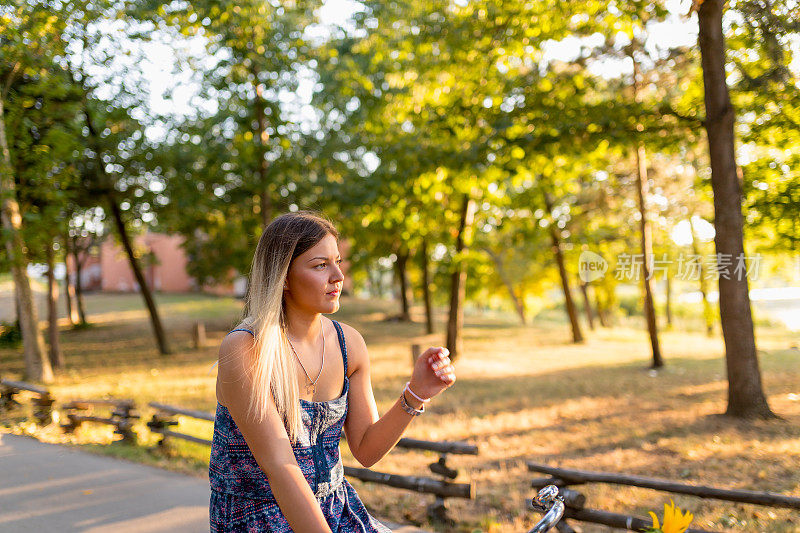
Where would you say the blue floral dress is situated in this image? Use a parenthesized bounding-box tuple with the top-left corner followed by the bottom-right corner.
(209, 319, 392, 532)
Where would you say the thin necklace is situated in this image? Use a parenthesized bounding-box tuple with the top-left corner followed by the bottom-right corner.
(287, 323, 325, 396)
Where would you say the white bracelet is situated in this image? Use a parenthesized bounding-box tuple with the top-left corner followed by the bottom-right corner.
(404, 382, 430, 403)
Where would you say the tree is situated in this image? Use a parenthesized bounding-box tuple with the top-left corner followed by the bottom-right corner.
(142, 0, 326, 293)
(729, 0, 800, 270)
(0, 1, 69, 382)
(630, 50, 663, 367)
(64, 213, 102, 326)
(695, 0, 774, 418)
(543, 191, 584, 343)
(44, 241, 64, 369)
(445, 192, 477, 358)
(60, 0, 172, 354)
(6, 23, 85, 369)
(311, 3, 496, 358)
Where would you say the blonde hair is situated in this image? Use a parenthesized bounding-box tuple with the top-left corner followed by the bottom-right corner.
(239, 211, 338, 444)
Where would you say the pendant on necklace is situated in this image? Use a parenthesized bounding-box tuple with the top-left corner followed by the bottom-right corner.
(307, 382, 316, 395)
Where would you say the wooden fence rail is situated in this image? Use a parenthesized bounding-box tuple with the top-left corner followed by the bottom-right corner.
(526, 461, 800, 532)
(147, 402, 214, 446)
(561, 507, 716, 533)
(343, 466, 473, 499)
(0, 378, 55, 424)
(60, 398, 138, 444)
(527, 461, 800, 510)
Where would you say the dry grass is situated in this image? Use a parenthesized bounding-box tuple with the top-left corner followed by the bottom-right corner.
(1, 292, 798, 532)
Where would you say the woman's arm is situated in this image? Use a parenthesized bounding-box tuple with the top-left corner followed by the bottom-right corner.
(217, 332, 332, 533)
(340, 324, 455, 468)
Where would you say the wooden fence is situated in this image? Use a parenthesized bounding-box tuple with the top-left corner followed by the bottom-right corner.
(527, 461, 800, 532)
(148, 401, 477, 523)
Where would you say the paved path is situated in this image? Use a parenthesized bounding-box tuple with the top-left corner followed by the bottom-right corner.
(0, 433, 427, 533)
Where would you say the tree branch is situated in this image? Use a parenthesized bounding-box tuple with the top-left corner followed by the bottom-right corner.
(2, 62, 21, 101)
(657, 103, 706, 128)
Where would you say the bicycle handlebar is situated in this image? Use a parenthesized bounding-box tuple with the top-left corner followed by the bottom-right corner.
(527, 485, 566, 533)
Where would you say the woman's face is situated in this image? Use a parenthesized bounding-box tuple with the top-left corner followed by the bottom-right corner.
(284, 233, 344, 315)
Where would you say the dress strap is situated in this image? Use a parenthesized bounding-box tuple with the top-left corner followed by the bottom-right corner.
(227, 327, 255, 337)
(331, 320, 348, 376)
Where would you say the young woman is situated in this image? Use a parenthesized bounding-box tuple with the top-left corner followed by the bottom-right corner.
(209, 211, 457, 532)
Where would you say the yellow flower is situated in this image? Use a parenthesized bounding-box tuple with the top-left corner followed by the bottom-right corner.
(649, 500, 694, 533)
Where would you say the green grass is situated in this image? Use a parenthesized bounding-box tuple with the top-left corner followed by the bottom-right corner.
(1, 291, 798, 532)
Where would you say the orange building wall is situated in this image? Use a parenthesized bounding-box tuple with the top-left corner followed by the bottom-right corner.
(68, 231, 351, 296)
(99, 232, 228, 293)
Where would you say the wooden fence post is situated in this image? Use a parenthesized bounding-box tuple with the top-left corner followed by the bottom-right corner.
(411, 344, 421, 367)
(193, 322, 206, 349)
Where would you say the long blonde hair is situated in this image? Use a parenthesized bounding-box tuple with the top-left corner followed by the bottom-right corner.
(239, 211, 338, 444)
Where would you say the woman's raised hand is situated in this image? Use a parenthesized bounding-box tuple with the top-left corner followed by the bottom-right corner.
(409, 347, 456, 401)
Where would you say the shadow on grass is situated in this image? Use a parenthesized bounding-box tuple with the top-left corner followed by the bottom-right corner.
(439, 349, 796, 413)
(425, 351, 799, 496)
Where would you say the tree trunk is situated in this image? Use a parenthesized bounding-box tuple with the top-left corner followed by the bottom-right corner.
(446, 194, 476, 361)
(420, 238, 434, 334)
(71, 236, 87, 325)
(0, 97, 53, 383)
(45, 241, 64, 370)
(697, 0, 774, 418)
(631, 50, 663, 367)
(80, 94, 171, 355)
(63, 233, 80, 326)
(665, 272, 673, 327)
(65, 274, 79, 325)
(395, 245, 411, 321)
(544, 193, 584, 343)
(107, 197, 171, 355)
(14, 286, 20, 322)
(375, 267, 387, 298)
(368, 267, 381, 298)
(634, 144, 663, 367)
(594, 288, 610, 327)
(484, 247, 526, 325)
(690, 217, 715, 336)
(254, 75, 272, 229)
(579, 281, 595, 330)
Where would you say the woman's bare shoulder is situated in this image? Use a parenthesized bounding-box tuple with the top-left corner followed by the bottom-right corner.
(218, 328, 256, 374)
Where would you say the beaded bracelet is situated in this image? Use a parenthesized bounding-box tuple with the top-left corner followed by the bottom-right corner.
(400, 389, 425, 416)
